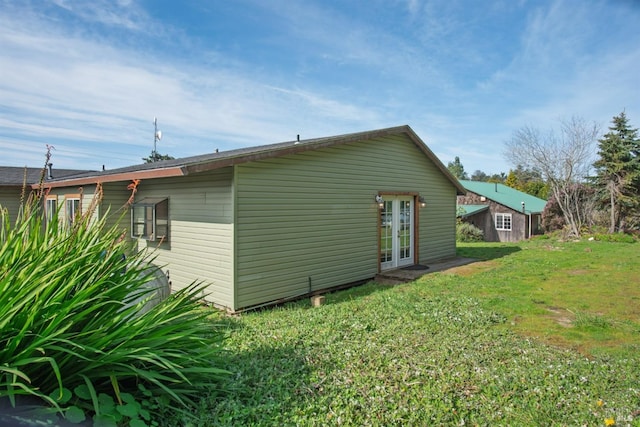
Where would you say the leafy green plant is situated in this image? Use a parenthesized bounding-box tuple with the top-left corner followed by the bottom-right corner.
(456, 221, 484, 242)
(47, 383, 161, 426)
(0, 182, 229, 425)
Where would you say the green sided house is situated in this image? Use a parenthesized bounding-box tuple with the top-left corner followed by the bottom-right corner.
(38, 125, 465, 311)
(0, 166, 89, 226)
(457, 179, 548, 242)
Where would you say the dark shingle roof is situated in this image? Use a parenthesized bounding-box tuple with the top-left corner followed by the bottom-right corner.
(0, 166, 91, 186)
(36, 125, 467, 195)
(48, 126, 410, 178)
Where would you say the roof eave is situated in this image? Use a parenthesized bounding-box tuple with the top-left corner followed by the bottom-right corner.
(184, 126, 420, 174)
(32, 166, 187, 189)
(30, 125, 464, 194)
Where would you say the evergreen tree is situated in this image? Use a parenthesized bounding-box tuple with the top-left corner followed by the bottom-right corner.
(447, 156, 468, 180)
(592, 112, 640, 232)
(143, 151, 175, 163)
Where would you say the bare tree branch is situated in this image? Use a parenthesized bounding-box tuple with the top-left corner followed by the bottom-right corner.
(504, 117, 600, 237)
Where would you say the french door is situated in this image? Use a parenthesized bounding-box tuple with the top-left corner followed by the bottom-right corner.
(380, 196, 414, 270)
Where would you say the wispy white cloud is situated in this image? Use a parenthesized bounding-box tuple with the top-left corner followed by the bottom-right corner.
(0, 0, 638, 177)
(0, 2, 388, 169)
(458, 0, 639, 167)
(491, 1, 640, 131)
(247, 0, 449, 91)
(50, 0, 150, 31)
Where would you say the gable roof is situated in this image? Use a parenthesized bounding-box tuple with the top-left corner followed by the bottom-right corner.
(35, 125, 466, 195)
(457, 204, 490, 218)
(458, 180, 548, 214)
(0, 166, 91, 186)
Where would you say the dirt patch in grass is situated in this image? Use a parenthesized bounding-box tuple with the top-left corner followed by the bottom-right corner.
(567, 269, 589, 275)
(443, 260, 499, 276)
(547, 307, 574, 328)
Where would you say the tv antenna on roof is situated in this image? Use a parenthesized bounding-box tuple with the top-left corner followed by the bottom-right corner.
(153, 117, 162, 161)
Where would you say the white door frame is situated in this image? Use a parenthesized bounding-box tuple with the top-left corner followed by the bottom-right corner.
(379, 195, 415, 271)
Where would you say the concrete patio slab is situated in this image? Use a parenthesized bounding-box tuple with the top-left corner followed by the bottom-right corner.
(375, 257, 478, 284)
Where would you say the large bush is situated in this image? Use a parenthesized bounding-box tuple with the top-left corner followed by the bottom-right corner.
(0, 185, 228, 425)
(541, 194, 567, 233)
(456, 222, 484, 242)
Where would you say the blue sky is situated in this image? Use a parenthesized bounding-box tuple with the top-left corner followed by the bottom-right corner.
(1, 0, 639, 175)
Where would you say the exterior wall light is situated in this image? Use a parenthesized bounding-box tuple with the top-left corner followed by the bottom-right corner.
(418, 196, 426, 208)
(375, 195, 384, 209)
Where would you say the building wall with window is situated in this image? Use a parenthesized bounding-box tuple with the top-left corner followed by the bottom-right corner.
(31, 126, 463, 311)
(1, 167, 90, 227)
(44, 185, 99, 228)
(132, 168, 235, 308)
(127, 135, 459, 310)
(457, 192, 529, 242)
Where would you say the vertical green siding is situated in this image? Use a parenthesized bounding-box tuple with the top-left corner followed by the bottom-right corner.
(0, 186, 24, 226)
(418, 169, 458, 263)
(134, 168, 235, 309)
(234, 134, 458, 309)
(100, 182, 132, 231)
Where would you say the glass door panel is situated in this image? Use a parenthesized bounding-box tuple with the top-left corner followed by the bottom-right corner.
(398, 199, 413, 266)
(379, 196, 414, 270)
(380, 200, 393, 268)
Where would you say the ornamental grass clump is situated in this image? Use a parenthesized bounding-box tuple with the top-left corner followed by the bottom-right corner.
(0, 182, 228, 425)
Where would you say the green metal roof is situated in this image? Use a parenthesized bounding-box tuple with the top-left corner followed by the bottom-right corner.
(459, 180, 548, 214)
(457, 204, 489, 218)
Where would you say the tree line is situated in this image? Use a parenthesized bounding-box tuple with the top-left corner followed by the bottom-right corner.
(448, 112, 640, 237)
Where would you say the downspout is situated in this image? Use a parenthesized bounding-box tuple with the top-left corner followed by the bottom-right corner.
(521, 201, 530, 239)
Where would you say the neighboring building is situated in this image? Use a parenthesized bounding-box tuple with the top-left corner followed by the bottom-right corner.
(0, 165, 89, 226)
(457, 180, 548, 242)
(35, 125, 465, 311)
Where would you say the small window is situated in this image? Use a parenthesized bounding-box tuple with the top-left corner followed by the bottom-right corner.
(131, 198, 169, 241)
(45, 196, 57, 225)
(65, 196, 80, 226)
(495, 213, 512, 231)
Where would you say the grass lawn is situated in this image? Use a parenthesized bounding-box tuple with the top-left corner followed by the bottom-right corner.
(191, 239, 640, 426)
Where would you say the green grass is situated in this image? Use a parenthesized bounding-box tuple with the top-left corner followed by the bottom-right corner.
(453, 239, 640, 357)
(8, 179, 636, 426)
(197, 239, 640, 426)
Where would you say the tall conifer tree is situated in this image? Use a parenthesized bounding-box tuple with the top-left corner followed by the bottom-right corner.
(592, 112, 640, 232)
(447, 156, 468, 180)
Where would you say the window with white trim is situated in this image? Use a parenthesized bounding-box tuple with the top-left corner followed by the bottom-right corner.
(45, 196, 57, 225)
(65, 196, 80, 226)
(131, 198, 169, 242)
(495, 213, 512, 231)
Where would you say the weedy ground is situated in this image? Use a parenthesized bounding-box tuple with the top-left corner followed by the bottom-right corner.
(189, 239, 640, 426)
